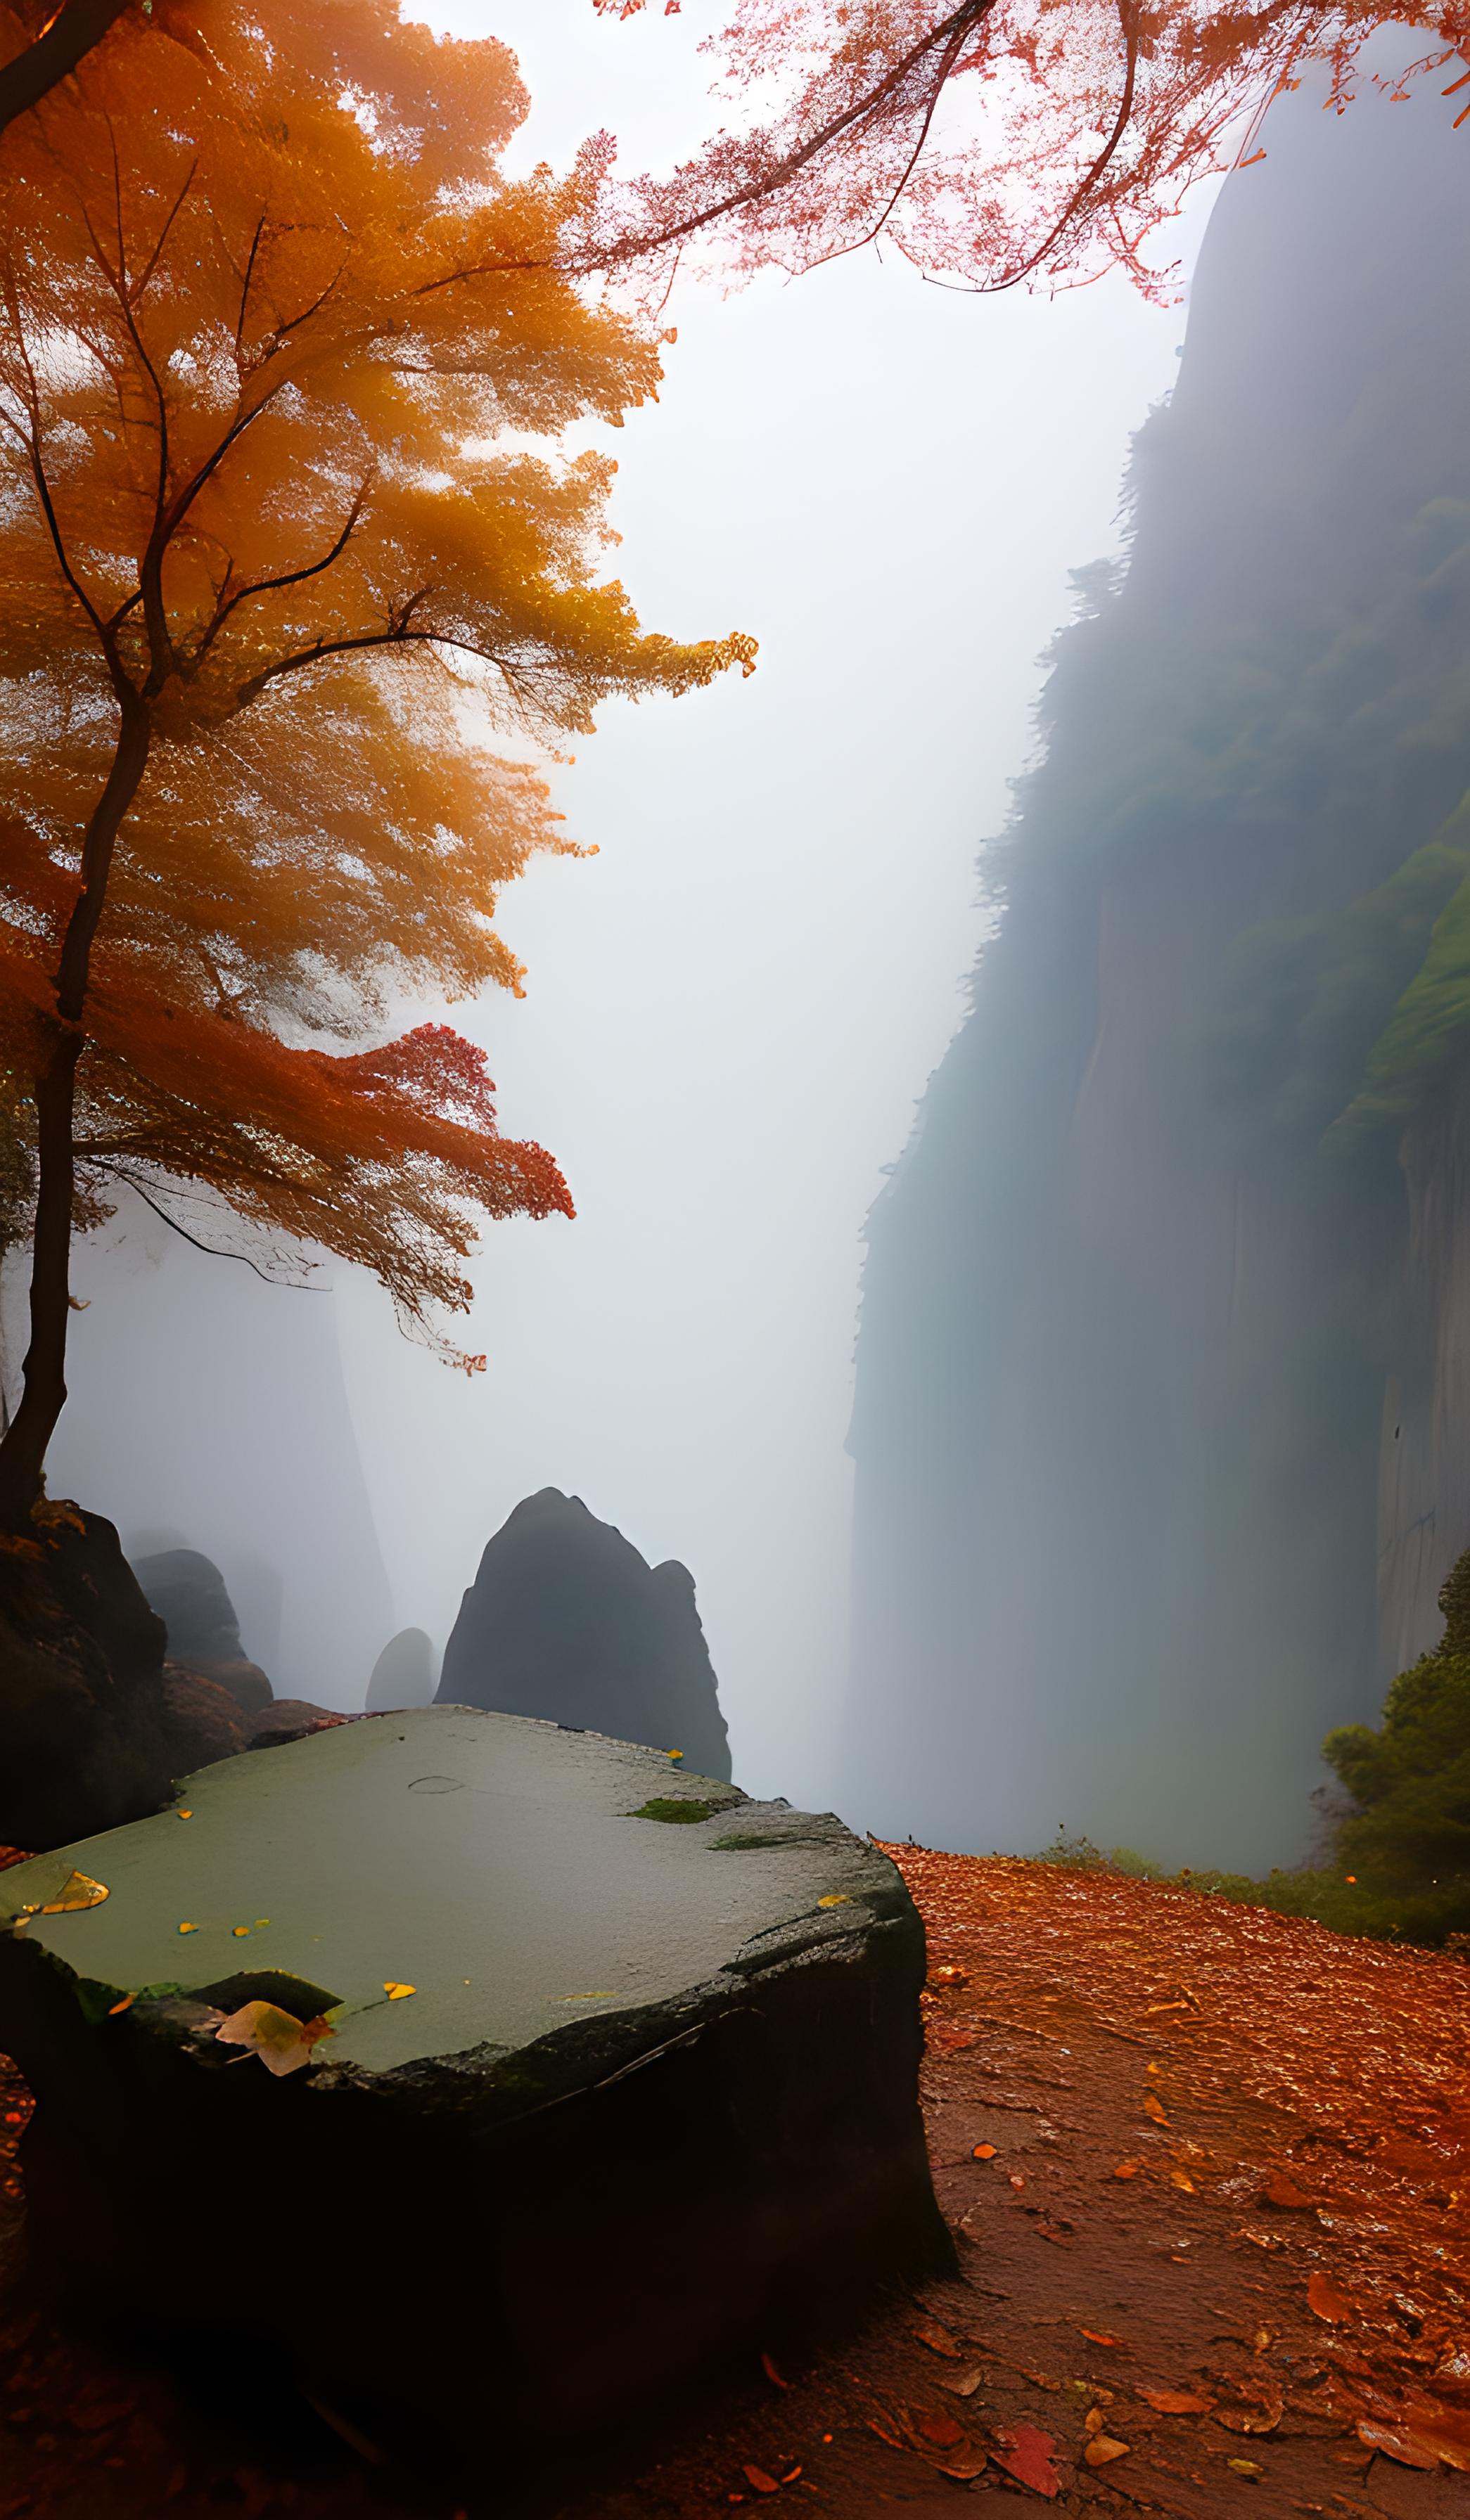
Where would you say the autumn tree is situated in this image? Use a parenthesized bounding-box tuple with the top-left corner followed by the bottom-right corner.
(0, 0, 755, 1529)
(587, 0, 1470, 297)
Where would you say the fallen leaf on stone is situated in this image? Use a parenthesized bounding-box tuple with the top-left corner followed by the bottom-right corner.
(1143, 2093, 1170, 2125)
(942, 2367, 985, 2399)
(972, 2143, 998, 2159)
(899, 2408, 987, 2481)
(1399, 2396, 1470, 2470)
(933, 2444, 988, 2480)
(991, 2422, 1062, 2498)
(1212, 2385, 1282, 2436)
(912, 2319, 964, 2357)
(40, 1871, 108, 1913)
(1170, 2171, 1196, 2192)
(215, 2001, 335, 2078)
(177, 1922, 198, 1935)
(903, 2408, 967, 2449)
(176, 1809, 192, 1820)
(1356, 2422, 1439, 2471)
(1084, 2408, 1105, 2435)
(1226, 2457, 1264, 2478)
(741, 2465, 780, 2493)
(1113, 2161, 1142, 2180)
(1307, 2270, 1358, 2325)
(816, 1895, 849, 1909)
(383, 1982, 415, 2000)
(1260, 2173, 1314, 2209)
(1137, 2389, 1214, 2415)
(1080, 2329, 1125, 2347)
(1084, 2434, 1130, 2466)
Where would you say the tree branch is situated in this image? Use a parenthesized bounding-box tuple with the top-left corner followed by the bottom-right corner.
(191, 479, 373, 670)
(580, 0, 1001, 275)
(0, 0, 132, 142)
(91, 1162, 327, 1287)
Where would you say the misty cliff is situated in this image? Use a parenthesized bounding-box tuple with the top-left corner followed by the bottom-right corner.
(845, 67, 1470, 1872)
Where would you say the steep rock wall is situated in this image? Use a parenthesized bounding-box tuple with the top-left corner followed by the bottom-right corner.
(845, 63, 1470, 1872)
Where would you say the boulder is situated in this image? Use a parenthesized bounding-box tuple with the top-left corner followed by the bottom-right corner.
(0, 1709, 947, 2462)
(365, 1626, 436, 1711)
(158, 1666, 249, 1769)
(438, 1490, 731, 1780)
(129, 1550, 273, 1714)
(0, 1505, 177, 1849)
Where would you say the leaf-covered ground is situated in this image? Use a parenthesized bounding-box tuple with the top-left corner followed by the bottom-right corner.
(1, 1849, 1468, 2518)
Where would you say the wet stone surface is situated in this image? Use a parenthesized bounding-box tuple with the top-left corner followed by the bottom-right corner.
(0, 1710, 945, 2467)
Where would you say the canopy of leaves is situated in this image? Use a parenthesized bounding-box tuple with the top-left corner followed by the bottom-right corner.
(589, 0, 1470, 299)
(0, 0, 755, 1357)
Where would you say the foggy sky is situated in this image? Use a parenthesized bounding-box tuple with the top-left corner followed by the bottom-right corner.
(30, 5, 1215, 1808)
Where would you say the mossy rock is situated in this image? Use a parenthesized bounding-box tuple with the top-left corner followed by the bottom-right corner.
(0, 1708, 947, 2462)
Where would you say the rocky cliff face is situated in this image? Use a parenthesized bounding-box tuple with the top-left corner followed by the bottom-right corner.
(846, 63, 1470, 1872)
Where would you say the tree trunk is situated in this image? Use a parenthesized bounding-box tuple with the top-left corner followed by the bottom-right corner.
(0, 697, 150, 1529)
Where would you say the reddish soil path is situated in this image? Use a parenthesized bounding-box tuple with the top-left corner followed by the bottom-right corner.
(2, 1851, 1469, 2519)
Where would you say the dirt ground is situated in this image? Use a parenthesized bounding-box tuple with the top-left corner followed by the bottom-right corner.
(1, 1847, 1469, 2519)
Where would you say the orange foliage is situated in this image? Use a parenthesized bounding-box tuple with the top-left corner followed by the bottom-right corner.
(0, 0, 755, 1477)
(589, 0, 1470, 298)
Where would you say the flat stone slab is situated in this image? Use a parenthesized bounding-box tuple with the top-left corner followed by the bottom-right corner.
(0, 1711, 947, 2460)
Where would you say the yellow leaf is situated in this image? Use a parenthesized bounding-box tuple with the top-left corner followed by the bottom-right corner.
(215, 2000, 335, 2078)
(383, 1981, 415, 2000)
(1170, 2170, 1196, 2192)
(1084, 2436, 1130, 2467)
(40, 1870, 108, 1913)
(1143, 2092, 1170, 2124)
(817, 1894, 850, 1909)
(232, 1925, 250, 1938)
(178, 1922, 198, 1935)
(177, 1809, 193, 1820)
